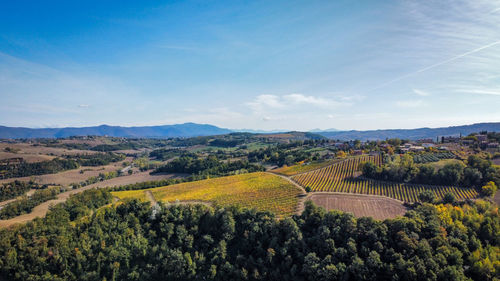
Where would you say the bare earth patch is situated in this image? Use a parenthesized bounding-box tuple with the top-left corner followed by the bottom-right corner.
(0, 159, 131, 185)
(0, 143, 98, 157)
(0, 151, 55, 163)
(307, 193, 407, 220)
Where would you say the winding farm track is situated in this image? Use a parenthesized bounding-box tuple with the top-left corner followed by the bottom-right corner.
(145, 190, 158, 207)
(266, 172, 307, 215)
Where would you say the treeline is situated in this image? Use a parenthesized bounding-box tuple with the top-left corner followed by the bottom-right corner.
(152, 155, 265, 176)
(0, 197, 498, 280)
(0, 158, 79, 179)
(361, 155, 500, 188)
(149, 148, 196, 161)
(63, 188, 113, 220)
(109, 178, 187, 191)
(69, 152, 125, 166)
(0, 180, 42, 201)
(91, 143, 140, 152)
(0, 186, 64, 219)
(208, 138, 244, 147)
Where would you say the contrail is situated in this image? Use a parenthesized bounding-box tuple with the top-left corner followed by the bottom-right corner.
(371, 40, 500, 91)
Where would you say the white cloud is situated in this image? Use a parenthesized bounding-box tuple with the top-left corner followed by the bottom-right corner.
(246, 94, 284, 111)
(413, 89, 430, 96)
(283, 93, 339, 107)
(78, 104, 90, 108)
(395, 100, 425, 108)
(247, 93, 348, 113)
(455, 88, 500, 96)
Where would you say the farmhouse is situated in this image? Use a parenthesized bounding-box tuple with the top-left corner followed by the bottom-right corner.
(476, 134, 488, 142)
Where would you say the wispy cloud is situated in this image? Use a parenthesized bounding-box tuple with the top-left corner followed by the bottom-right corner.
(395, 100, 425, 108)
(372, 40, 500, 90)
(413, 89, 430, 96)
(455, 88, 500, 96)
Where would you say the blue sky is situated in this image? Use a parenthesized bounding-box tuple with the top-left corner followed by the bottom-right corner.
(0, 0, 499, 131)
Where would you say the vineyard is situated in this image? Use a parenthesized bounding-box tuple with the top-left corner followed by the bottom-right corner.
(272, 159, 341, 176)
(412, 152, 456, 163)
(112, 172, 303, 217)
(291, 155, 478, 202)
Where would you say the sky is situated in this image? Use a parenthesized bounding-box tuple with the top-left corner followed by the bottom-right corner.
(0, 0, 499, 131)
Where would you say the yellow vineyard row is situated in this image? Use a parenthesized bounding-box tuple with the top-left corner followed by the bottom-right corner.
(112, 172, 303, 217)
(292, 155, 478, 202)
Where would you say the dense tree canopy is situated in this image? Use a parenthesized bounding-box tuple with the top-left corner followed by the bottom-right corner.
(0, 191, 498, 281)
(152, 155, 264, 176)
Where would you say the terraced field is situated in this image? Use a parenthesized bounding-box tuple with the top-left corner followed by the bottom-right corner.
(112, 172, 304, 217)
(292, 155, 478, 202)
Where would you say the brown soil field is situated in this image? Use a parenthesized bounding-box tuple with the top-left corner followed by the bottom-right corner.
(307, 193, 407, 220)
(0, 143, 97, 157)
(0, 171, 185, 228)
(85, 171, 186, 189)
(0, 151, 55, 163)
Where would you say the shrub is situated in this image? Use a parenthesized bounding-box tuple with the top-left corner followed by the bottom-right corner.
(418, 190, 436, 203)
(481, 181, 497, 197)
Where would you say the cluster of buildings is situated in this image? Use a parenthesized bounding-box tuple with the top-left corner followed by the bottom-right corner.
(441, 134, 498, 150)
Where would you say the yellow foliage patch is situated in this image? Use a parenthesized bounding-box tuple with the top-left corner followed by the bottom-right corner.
(112, 172, 303, 217)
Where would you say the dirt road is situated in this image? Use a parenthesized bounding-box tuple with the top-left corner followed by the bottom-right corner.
(0, 171, 183, 228)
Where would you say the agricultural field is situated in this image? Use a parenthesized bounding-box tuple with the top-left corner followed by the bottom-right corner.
(292, 155, 478, 202)
(307, 193, 407, 220)
(412, 152, 456, 163)
(429, 158, 464, 170)
(272, 159, 340, 176)
(113, 172, 303, 217)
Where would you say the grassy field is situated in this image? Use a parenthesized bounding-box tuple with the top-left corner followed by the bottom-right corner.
(429, 159, 463, 170)
(292, 155, 479, 202)
(112, 172, 303, 217)
(272, 159, 341, 176)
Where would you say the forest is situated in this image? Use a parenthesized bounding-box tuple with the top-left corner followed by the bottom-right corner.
(0, 189, 497, 281)
(152, 155, 265, 176)
(0, 158, 79, 179)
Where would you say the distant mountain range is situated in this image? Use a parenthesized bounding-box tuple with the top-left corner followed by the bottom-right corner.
(316, 122, 500, 141)
(0, 122, 499, 140)
(0, 123, 232, 139)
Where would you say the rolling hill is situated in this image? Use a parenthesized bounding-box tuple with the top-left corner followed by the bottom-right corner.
(1, 122, 499, 140)
(317, 122, 500, 141)
(0, 123, 232, 139)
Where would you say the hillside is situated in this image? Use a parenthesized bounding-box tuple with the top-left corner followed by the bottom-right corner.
(0, 123, 232, 139)
(318, 122, 500, 141)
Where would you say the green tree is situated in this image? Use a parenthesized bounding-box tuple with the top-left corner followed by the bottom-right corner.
(481, 181, 497, 197)
(442, 192, 456, 204)
(418, 190, 436, 203)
